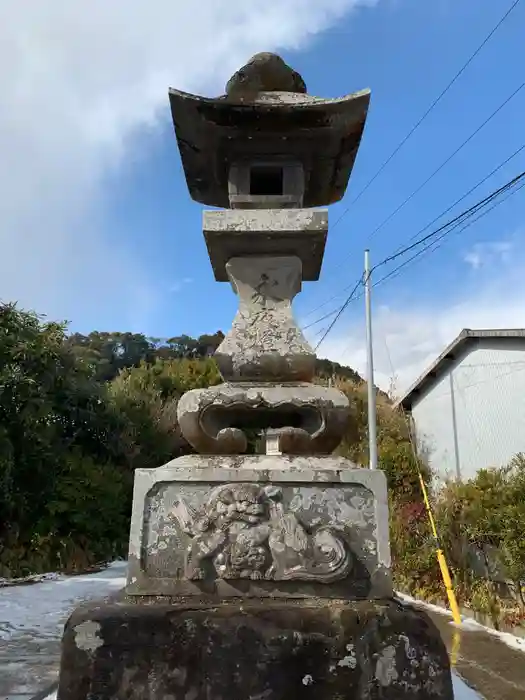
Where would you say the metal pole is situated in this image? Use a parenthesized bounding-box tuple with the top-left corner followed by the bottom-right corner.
(365, 249, 378, 470)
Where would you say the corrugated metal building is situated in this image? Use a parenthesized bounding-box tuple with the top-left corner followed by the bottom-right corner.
(395, 329, 525, 482)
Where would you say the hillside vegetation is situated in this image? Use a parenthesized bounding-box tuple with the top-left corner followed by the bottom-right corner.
(1, 302, 524, 632)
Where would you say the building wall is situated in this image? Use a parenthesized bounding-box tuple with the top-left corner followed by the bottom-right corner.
(410, 338, 525, 482)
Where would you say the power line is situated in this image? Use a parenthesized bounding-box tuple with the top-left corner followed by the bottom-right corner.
(373, 177, 525, 286)
(388, 142, 525, 254)
(313, 276, 363, 352)
(379, 170, 525, 268)
(329, 0, 523, 231)
(303, 306, 340, 331)
(310, 170, 525, 334)
(302, 141, 525, 321)
(301, 278, 360, 321)
(364, 81, 525, 244)
(329, 177, 525, 361)
(312, 170, 525, 349)
(350, 178, 525, 307)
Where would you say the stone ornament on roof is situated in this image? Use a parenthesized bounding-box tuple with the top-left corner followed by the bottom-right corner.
(224, 52, 307, 99)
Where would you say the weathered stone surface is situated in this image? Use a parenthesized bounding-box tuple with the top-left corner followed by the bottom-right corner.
(225, 52, 307, 98)
(213, 255, 314, 382)
(57, 52, 455, 700)
(126, 457, 392, 599)
(168, 83, 370, 208)
(203, 210, 328, 281)
(176, 382, 350, 455)
(57, 598, 453, 700)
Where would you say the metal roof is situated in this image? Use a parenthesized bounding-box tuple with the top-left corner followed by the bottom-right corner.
(394, 328, 525, 411)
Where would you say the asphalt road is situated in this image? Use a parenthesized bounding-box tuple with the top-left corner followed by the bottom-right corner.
(423, 606, 525, 700)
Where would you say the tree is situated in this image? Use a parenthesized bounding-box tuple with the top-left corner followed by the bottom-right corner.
(0, 303, 125, 575)
(66, 331, 156, 381)
(108, 357, 222, 470)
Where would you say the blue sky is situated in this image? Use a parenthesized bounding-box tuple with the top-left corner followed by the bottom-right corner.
(2, 0, 524, 389)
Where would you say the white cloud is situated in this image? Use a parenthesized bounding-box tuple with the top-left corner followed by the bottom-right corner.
(317, 245, 525, 396)
(169, 278, 194, 294)
(463, 239, 513, 270)
(463, 251, 483, 270)
(0, 0, 377, 330)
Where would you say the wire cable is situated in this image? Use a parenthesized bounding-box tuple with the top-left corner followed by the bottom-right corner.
(361, 177, 525, 295)
(379, 170, 525, 268)
(312, 170, 525, 332)
(334, 85, 519, 269)
(312, 170, 525, 348)
(330, 0, 523, 231)
(302, 142, 525, 320)
(379, 329, 463, 628)
(316, 178, 525, 357)
(360, 177, 525, 308)
(363, 82, 525, 245)
(303, 306, 340, 331)
(313, 276, 363, 352)
(388, 142, 525, 254)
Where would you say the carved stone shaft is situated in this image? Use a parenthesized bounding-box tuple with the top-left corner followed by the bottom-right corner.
(215, 255, 315, 383)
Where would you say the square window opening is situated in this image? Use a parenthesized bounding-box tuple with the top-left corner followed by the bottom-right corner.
(249, 166, 284, 196)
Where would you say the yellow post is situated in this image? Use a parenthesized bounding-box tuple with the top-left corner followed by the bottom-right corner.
(450, 630, 461, 667)
(417, 472, 462, 627)
(436, 549, 462, 626)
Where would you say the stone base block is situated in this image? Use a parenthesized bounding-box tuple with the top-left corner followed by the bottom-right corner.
(57, 598, 453, 700)
(127, 456, 392, 600)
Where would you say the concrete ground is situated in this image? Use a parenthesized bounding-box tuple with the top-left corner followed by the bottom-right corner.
(0, 562, 127, 700)
(2, 573, 524, 700)
(422, 606, 525, 700)
(0, 637, 60, 700)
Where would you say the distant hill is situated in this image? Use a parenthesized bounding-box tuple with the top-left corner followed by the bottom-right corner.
(66, 330, 363, 385)
(315, 357, 362, 384)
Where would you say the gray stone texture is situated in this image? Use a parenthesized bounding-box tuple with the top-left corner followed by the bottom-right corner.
(214, 255, 314, 382)
(176, 382, 351, 455)
(126, 457, 392, 600)
(57, 599, 453, 700)
(203, 209, 328, 281)
(56, 52, 455, 699)
(225, 52, 308, 98)
(168, 75, 370, 209)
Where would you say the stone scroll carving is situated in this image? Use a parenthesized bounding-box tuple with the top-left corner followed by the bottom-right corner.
(169, 483, 352, 583)
(176, 382, 351, 455)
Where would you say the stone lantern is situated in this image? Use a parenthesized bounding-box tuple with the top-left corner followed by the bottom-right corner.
(56, 53, 453, 700)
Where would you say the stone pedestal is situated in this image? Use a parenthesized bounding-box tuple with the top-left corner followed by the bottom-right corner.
(126, 456, 392, 599)
(57, 599, 453, 700)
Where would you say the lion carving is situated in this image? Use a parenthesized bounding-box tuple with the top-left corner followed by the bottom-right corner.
(169, 483, 353, 583)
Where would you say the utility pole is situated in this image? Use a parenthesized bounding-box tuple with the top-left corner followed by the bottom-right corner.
(365, 249, 378, 470)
